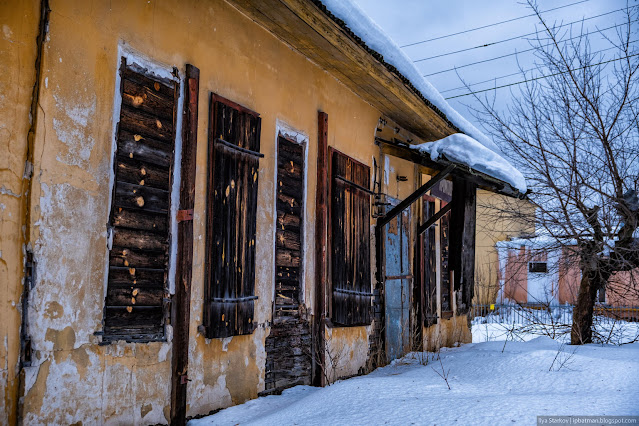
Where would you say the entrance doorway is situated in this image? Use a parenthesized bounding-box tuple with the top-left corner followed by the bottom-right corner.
(384, 198, 412, 362)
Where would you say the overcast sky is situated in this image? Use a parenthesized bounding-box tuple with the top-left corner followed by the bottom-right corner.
(352, 0, 632, 133)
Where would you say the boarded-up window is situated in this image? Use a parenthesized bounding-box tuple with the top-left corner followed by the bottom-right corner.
(440, 202, 452, 316)
(423, 197, 437, 326)
(103, 59, 179, 342)
(203, 94, 262, 339)
(330, 149, 372, 326)
(529, 262, 548, 273)
(274, 136, 305, 320)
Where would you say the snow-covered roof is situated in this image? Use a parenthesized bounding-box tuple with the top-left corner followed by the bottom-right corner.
(416, 133, 526, 193)
(319, 0, 527, 193)
(496, 235, 577, 250)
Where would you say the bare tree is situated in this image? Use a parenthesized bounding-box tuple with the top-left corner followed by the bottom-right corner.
(467, 1, 639, 344)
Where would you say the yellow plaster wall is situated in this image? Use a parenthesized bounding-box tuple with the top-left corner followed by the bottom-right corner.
(474, 190, 535, 304)
(6, 0, 424, 422)
(0, 1, 40, 424)
(3, 0, 466, 421)
(422, 315, 471, 353)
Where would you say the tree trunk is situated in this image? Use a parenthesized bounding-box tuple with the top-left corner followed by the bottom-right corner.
(571, 269, 598, 344)
(571, 264, 610, 345)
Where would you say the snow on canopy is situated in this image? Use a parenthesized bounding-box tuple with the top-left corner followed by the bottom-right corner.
(415, 133, 527, 193)
(319, 0, 527, 192)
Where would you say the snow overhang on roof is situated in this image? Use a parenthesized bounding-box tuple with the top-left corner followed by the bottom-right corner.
(317, 0, 527, 196)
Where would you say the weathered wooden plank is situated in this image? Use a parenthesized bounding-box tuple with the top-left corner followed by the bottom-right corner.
(276, 293, 298, 306)
(275, 229, 301, 251)
(276, 275, 300, 288)
(277, 192, 302, 209)
(330, 148, 372, 326)
(122, 77, 175, 120)
(122, 66, 175, 98)
(112, 227, 168, 252)
(276, 249, 301, 268)
(116, 158, 170, 190)
(314, 111, 328, 386)
(277, 164, 304, 187)
(276, 265, 300, 280)
(277, 211, 301, 232)
(278, 179, 304, 200)
(104, 61, 176, 344)
(277, 137, 304, 162)
(110, 246, 166, 269)
(104, 306, 164, 327)
(276, 282, 299, 293)
(106, 286, 164, 306)
(119, 104, 174, 143)
(114, 181, 169, 214)
(118, 129, 173, 168)
(204, 94, 260, 339)
(108, 266, 165, 287)
(112, 208, 168, 234)
(102, 325, 164, 341)
(450, 177, 476, 314)
(263, 317, 312, 394)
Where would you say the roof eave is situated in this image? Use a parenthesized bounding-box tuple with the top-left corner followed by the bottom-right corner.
(226, 0, 458, 141)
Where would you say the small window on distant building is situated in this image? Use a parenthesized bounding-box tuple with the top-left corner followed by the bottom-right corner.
(529, 262, 548, 273)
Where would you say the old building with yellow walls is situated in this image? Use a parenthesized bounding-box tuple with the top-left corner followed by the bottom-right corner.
(0, 0, 527, 424)
(474, 191, 536, 305)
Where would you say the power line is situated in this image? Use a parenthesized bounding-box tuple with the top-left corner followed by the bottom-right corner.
(423, 20, 637, 77)
(443, 52, 639, 100)
(414, 7, 625, 63)
(399, 0, 592, 49)
(440, 44, 626, 93)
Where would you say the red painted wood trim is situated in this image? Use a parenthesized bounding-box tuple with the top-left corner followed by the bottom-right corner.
(314, 111, 328, 387)
(170, 64, 200, 426)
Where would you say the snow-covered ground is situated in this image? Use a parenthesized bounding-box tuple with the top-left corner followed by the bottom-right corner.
(471, 306, 639, 345)
(472, 321, 639, 344)
(189, 338, 639, 425)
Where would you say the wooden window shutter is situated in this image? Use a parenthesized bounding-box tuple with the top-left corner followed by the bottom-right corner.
(204, 94, 262, 339)
(440, 202, 452, 316)
(103, 59, 179, 342)
(423, 198, 438, 326)
(330, 149, 372, 326)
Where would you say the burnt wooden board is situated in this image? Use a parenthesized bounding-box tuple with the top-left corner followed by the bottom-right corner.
(274, 137, 304, 311)
(262, 318, 312, 395)
(330, 149, 372, 326)
(263, 136, 311, 395)
(103, 58, 177, 342)
(203, 96, 261, 339)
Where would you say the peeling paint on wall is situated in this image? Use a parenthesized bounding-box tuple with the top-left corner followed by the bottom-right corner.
(2, 0, 472, 423)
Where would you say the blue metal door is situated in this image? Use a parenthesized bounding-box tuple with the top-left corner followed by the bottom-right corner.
(384, 198, 411, 362)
